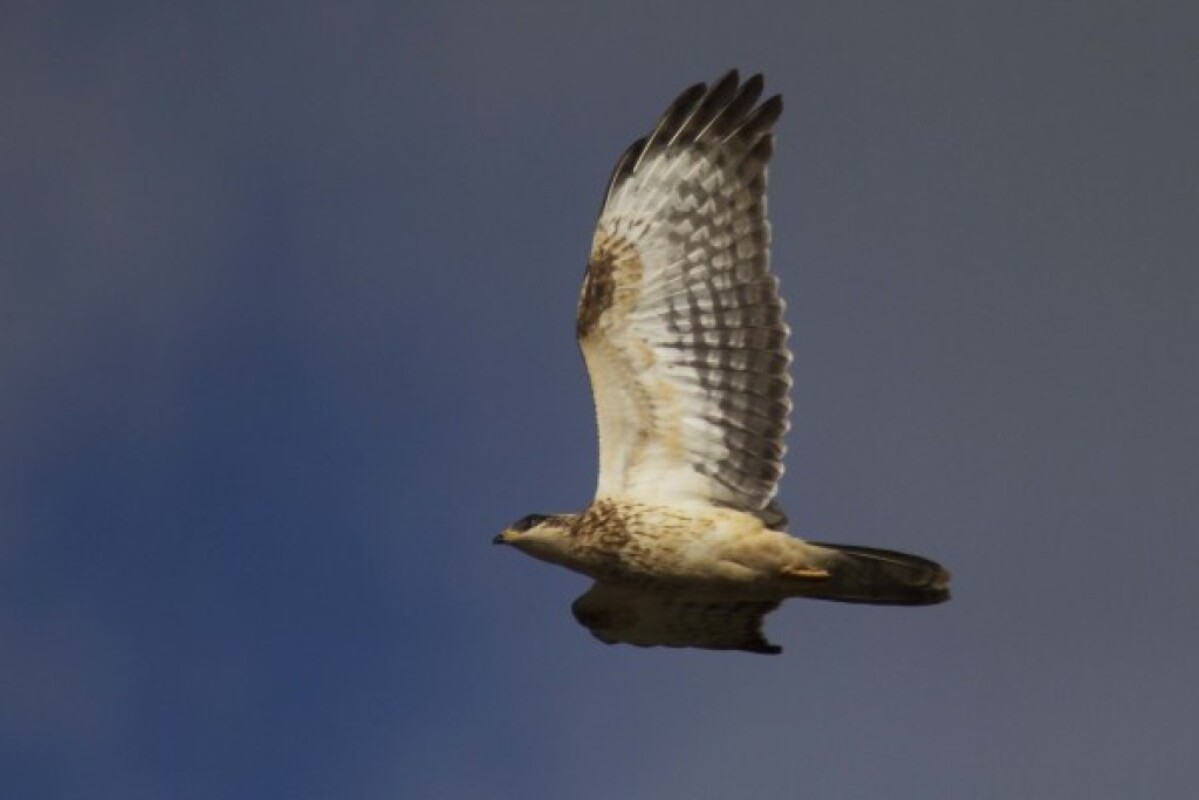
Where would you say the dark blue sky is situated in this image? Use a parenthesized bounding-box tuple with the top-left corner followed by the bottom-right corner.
(3, 2, 1196, 797)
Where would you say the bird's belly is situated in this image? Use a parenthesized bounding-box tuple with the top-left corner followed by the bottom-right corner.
(570, 521, 771, 591)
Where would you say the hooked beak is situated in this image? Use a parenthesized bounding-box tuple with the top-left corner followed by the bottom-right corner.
(493, 531, 512, 545)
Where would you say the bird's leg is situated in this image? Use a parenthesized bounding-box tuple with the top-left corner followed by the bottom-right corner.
(780, 564, 831, 580)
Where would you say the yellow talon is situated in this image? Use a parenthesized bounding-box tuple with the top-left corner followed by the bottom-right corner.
(782, 565, 831, 580)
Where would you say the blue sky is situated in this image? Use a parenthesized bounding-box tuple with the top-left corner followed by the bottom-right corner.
(3, 2, 1197, 797)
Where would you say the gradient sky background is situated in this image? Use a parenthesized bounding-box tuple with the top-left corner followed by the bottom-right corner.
(3, 2, 1197, 798)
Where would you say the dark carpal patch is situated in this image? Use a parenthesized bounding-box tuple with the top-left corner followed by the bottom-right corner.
(576, 254, 615, 339)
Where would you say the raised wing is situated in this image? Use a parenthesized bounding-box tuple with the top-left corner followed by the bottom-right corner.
(572, 583, 782, 655)
(577, 71, 791, 517)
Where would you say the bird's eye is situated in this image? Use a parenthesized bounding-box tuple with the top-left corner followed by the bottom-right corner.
(513, 514, 549, 532)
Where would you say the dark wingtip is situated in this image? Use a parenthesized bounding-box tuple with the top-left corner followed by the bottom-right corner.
(736, 93, 783, 138)
(601, 71, 784, 208)
(669, 82, 710, 119)
(601, 135, 648, 208)
(709, 69, 741, 104)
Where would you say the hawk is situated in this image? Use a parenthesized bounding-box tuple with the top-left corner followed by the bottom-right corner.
(496, 71, 950, 654)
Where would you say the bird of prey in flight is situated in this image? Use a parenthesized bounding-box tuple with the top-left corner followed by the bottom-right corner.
(496, 71, 950, 654)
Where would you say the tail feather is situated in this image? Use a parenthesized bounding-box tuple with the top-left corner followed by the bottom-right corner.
(804, 542, 951, 606)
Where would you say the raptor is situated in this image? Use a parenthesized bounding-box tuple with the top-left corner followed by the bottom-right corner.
(496, 71, 950, 654)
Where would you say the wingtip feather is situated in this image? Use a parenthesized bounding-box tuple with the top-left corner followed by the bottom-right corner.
(603, 72, 784, 208)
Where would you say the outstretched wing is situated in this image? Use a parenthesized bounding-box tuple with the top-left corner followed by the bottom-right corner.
(577, 71, 791, 517)
(572, 583, 783, 655)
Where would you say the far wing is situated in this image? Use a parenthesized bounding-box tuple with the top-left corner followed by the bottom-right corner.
(577, 71, 791, 518)
(572, 583, 782, 655)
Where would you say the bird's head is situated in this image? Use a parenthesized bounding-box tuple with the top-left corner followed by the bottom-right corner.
(494, 513, 575, 562)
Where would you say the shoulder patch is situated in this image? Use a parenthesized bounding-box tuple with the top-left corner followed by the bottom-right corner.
(577, 232, 642, 340)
